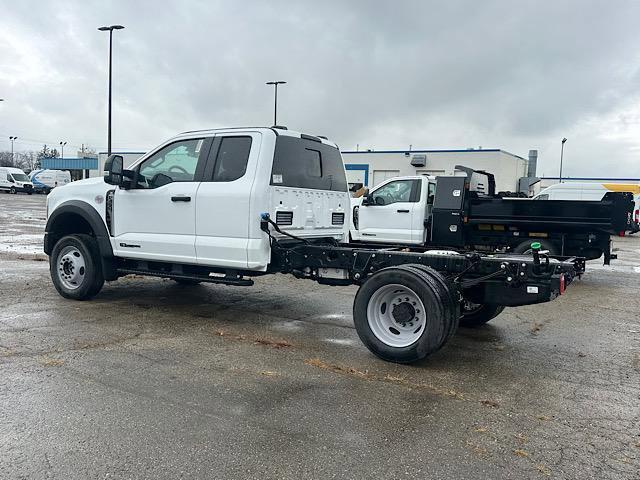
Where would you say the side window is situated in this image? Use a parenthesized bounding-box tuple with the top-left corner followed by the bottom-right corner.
(535, 194, 549, 200)
(372, 180, 415, 206)
(138, 138, 204, 188)
(211, 136, 252, 182)
(6, 174, 11, 182)
(427, 182, 436, 204)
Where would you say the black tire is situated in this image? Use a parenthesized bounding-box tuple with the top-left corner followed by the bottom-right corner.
(10, 186, 16, 194)
(401, 264, 460, 348)
(459, 302, 505, 328)
(353, 266, 457, 364)
(513, 239, 559, 255)
(172, 278, 201, 286)
(27, 191, 32, 195)
(50, 234, 104, 300)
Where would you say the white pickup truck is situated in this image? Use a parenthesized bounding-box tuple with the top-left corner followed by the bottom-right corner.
(44, 127, 577, 363)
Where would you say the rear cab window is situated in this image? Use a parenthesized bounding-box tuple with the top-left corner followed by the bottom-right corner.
(270, 136, 347, 192)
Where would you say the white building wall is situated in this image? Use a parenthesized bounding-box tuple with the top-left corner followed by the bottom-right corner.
(342, 149, 527, 192)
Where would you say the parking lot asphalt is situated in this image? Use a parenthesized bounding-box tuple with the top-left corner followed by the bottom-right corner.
(1, 193, 639, 479)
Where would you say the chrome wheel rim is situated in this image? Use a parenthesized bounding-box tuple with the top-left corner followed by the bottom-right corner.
(57, 246, 86, 290)
(367, 284, 426, 347)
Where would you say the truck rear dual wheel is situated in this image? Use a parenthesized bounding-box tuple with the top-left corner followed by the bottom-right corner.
(353, 265, 459, 364)
(50, 234, 105, 300)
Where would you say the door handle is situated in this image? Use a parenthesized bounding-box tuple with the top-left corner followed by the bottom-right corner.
(171, 196, 191, 202)
(397, 209, 410, 213)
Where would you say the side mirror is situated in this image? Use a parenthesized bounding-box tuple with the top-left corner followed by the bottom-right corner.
(361, 190, 373, 205)
(8, 177, 15, 184)
(104, 155, 124, 186)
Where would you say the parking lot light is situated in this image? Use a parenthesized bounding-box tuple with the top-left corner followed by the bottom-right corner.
(98, 24, 125, 156)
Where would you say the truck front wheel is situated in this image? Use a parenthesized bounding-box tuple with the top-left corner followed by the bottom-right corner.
(353, 266, 457, 363)
(50, 234, 105, 300)
(460, 301, 505, 328)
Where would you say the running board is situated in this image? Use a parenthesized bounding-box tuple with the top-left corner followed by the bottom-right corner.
(116, 268, 254, 287)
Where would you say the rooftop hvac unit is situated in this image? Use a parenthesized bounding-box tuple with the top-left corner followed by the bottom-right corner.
(410, 154, 427, 167)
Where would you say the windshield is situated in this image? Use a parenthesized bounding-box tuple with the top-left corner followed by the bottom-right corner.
(11, 173, 29, 182)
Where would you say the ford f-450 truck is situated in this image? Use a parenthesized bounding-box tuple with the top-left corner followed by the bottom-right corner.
(44, 127, 578, 363)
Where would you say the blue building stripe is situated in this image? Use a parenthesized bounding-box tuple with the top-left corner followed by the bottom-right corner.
(41, 158, 99, 170)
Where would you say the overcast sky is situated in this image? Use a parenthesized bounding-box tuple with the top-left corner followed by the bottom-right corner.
(1, 0, 639, 178)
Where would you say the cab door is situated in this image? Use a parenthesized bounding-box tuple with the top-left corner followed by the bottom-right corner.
(195, 132, 261, 269)
(357, 179, 422, 244)
(112, 137, 210, 264)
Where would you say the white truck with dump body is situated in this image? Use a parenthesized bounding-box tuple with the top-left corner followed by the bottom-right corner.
(44, 127, 579, 363)
(351, 172, 634, 263)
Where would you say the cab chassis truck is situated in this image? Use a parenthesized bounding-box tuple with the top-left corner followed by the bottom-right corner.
(44, 127, 579, 364)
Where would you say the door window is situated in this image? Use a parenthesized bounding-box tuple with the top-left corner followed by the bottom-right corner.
(371, 180, 418, 206)
(427, 182, 436, 204)
(211, 136, 252, 182)
(137, 138, 204, 188)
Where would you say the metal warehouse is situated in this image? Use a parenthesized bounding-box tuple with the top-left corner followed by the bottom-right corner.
(342, 148, 531, 193)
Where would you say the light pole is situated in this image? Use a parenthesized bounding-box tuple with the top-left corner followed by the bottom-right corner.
(9, 136, 17, 163)
(59, 141, 67, 159)
(559, 137, 567, 183)
(98, 24, 125, 155)
(266, 81, 286, 125)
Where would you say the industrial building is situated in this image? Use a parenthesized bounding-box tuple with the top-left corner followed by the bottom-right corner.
(342, 148, 536, 193)
(41, 156, 99, 181)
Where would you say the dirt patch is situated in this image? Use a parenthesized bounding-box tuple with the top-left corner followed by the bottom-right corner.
(304, 357, 465, 399)
(215, 329, 293, 349)
(41, 357, 64, 367)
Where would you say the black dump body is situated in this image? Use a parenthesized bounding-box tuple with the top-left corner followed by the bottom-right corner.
(431, 176, 634, 262)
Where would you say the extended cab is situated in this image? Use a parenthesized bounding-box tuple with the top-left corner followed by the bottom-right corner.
(44, 127, 579, 364)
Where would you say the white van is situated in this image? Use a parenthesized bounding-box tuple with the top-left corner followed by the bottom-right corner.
(0, 167, 34, 194)
(534, 182, 640, 232)
(29, 169, 71, 194)
(533, 182, 640, 201)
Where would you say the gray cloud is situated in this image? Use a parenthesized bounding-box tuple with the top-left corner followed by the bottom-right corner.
(1, 0, 639, 177)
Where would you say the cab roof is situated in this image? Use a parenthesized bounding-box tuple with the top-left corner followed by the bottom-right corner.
(175, 126, 338, 148)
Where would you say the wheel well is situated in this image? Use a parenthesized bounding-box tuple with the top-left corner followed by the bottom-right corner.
(48, 212, 95, 247)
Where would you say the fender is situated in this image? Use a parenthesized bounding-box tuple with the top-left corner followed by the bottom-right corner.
(44, 200, 117, 280)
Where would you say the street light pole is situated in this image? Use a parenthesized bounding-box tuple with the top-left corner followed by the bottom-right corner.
(559, 137, 567, 183)
(59, 141, 67, 159)
(9, 136, 17, 163)
(98, 24, 125, 155)
(265, 81, 286, 125)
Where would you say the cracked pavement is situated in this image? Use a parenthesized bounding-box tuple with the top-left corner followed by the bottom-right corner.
(1, 194, 639, 479)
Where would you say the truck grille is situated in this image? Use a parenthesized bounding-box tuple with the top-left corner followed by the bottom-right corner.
(275, 211, 293, 226)
(332, 212, 345, 225)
